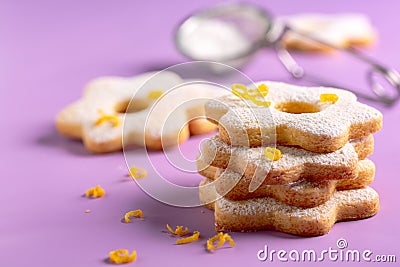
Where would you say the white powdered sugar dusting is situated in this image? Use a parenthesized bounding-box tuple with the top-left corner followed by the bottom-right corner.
(210, 81, 382, 138)
(202, 135, 361, 175)
(216, 186, 378, 218)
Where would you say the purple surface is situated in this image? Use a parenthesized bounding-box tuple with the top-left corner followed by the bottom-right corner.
(1, 0, 400, 266)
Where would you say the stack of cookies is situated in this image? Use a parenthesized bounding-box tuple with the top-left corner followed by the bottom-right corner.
(197, 81, 383, 236)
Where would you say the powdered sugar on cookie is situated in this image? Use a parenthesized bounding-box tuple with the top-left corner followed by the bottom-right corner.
(212, 186, 379, 236)
(56, 71, 225, 152)
(198, 158, 374, 207)
(199, 134, 372, 185)
(206, 81, 382, 152)
(279, 13, 376, 51)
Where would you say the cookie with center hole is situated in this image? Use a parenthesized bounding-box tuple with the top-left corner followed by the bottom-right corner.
(56, 71, 225, 153)
(205, 81, 382, 153)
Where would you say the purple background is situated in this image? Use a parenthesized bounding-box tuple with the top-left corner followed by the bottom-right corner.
(1, 0, 399, 266)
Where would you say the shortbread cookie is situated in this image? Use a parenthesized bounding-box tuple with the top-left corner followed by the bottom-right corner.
(197, 134, 374, 178)
(199, 178, 217, 211)
(199, 182, 380, 236)
(56, 71, 223, 153)
(205, 81, 382, 153)
(199, 159, 374, 207)
(198, 134, 373, 185)
(280, 13, 376, 52)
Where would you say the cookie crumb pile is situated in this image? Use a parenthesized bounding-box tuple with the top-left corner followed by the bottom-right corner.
(197, 81, 382, 236)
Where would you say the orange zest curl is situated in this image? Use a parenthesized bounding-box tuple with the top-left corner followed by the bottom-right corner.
(129, 166, 147, 179)
(232, 83, 271, 107)
(124, 209, 143, 223)
(176, 231, 200, 245)
(207, 232, 235, 251)
(257, 83, 269, 97)
(85, 185, 105, 198)
(147, 90, 164, 100)
(320, 93, 339, 103)
(95, 110, 120, 127)
(264, 147, 282, 161)
(109, 249, 137, 264)
(232, 84, 251, 100)
(166, 224, 189, 236)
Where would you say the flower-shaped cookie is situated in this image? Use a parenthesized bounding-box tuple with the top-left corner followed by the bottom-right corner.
(198, 134, 373, 186)
(56, 71, 224, 153)
(206, 81, 382, 153)
(200, 179, 379, 236)
(281, 13, 376, 52)
(197, 158, 374, 208)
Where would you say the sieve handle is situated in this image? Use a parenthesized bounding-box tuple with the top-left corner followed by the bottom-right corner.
(274, 25, 400, 106)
